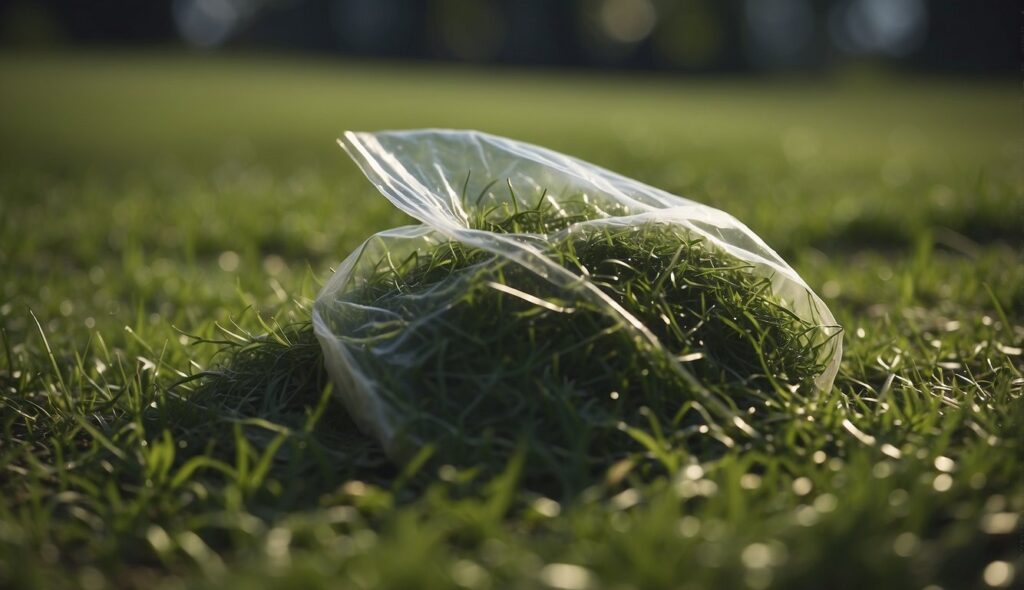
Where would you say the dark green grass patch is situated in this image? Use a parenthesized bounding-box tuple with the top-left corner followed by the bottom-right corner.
(323, 195, 835, 492)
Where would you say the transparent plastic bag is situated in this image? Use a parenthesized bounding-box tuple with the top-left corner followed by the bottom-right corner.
(313, 129, 842, 462)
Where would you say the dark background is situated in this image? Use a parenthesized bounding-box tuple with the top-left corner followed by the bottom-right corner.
(1, 0, 1017, 75)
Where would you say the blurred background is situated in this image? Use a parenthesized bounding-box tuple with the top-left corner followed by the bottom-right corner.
(0, 0, 1016, 74)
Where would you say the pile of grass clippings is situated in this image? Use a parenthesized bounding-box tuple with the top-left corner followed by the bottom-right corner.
(332, 190, 836, 490)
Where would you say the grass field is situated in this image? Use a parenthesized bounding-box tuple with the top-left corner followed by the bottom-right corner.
(0, 52, 1021, 589)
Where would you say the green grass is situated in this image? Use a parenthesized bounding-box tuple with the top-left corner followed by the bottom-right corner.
(0, 52, 1021, 589)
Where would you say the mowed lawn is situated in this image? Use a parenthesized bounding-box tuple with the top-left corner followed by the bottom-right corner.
(0, 52, 1021, 589)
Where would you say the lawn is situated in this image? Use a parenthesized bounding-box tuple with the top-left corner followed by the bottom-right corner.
(0, 52, 1021, 589)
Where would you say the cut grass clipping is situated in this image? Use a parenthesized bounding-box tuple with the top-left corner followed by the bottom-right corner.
(314, 187, 839, 490)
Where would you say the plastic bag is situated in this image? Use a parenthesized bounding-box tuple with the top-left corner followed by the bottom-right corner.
(313, 129, 842, 463)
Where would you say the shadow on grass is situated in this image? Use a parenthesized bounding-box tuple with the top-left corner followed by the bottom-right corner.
(176, 319, 765, 506)
(168, 324, 395, 510)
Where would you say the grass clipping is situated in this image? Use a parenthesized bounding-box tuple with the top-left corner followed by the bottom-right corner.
(314, 130, 841, 484)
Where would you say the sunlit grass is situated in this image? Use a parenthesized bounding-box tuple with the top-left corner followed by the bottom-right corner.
(0, 52, 1021, 589)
